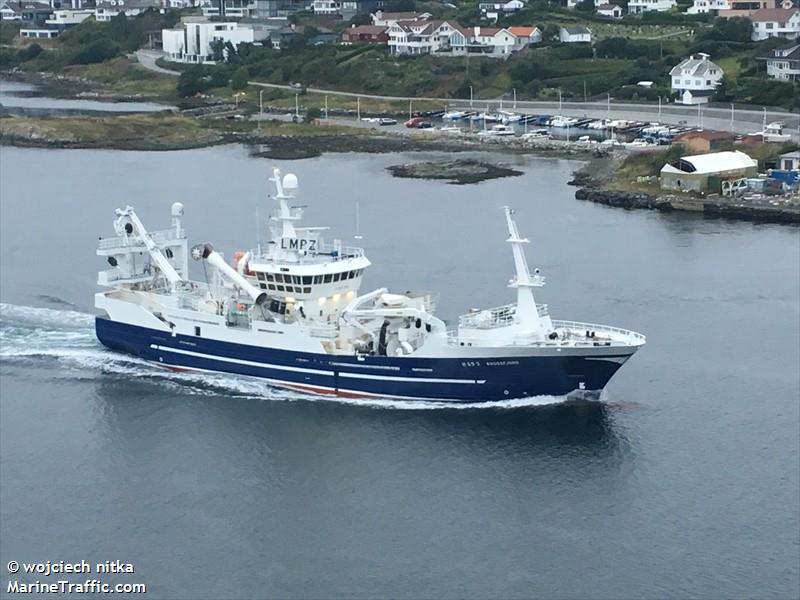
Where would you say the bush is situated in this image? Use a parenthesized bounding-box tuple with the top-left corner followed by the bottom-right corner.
(68, 39, 120, 65)
(230, 66, 249, 90)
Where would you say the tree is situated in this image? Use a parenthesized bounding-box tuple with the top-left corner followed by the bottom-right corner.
(696, 16, 751, 43)
(230, 66, 249, 90)
(575, 0, 595, 13)
(209, 38, 225, 62)
(305, 107, 321, 123)
(177, 66, 208, 98)
(712, 74, 734, 102)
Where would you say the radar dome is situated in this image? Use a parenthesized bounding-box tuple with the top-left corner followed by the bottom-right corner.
(171, 202, 184, 217)
(282, 173, 299, 191)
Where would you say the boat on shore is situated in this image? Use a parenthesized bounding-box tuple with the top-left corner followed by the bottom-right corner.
(94, 168, 645, 402)
(477, 124, 516, 137)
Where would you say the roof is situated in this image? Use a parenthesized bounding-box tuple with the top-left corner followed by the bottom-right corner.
(669, 53, 722, 77)
(507, 26, 539, 36)
(760, 42, 800, 61)
(562, 26, 591, 35)
(661, 151, 757, 175)
(345, 25, 388, 35)
(780, 150, 800, 159)
(375, 11, 426, 21)
(476, 27, 501, 35)
(749, 7, 799, 22)
(596, 3, 621, 9)
(675, 129, 736, 142)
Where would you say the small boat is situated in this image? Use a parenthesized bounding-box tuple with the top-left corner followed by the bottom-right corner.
(442, 110, 467, 121)
(520, 129, 551, 141)
(471, 112, 501, 123)
(499, 110, 523, 124)
(437, 125, 463, 135)
(548, 115, 579, 128)
(478, 124, 516, 137)
(749, 121, 792, 143)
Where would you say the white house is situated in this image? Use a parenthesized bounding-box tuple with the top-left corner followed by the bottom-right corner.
(759, 42, 800, 80)
(507, 25, 541, 47)
(597, 3, 623, 18)
(94, 0, 160, 21)
(201, 0, 256, 18)
(670, 52, 724, 104)
(45, 8, 93, 26)
(686, 0, 728, 14)
(559, 26, 592, 43)
(479, 0, 524, 21)
(750, 8, 800, 41)
(162, 21, 255, 63)
(628, 0, 676, 13)
(371, 11, 431, 27)
(777, 150, 800, 171)
(312, 0, 340, 13)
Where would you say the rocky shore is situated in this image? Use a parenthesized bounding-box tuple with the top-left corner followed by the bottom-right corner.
(387, 159, 523, 184)
(573, 185, 800, 224)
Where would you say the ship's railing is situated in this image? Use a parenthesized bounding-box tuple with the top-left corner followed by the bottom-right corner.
(458, 303, 549, 329)
(552, 320, 646, 344)
(97, 228, 185, 251)
(250, 240, 364, 264)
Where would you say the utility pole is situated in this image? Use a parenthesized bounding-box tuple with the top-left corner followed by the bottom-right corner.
(607, 92, 610, 121)
(259, 89, 264, 128)
(658, 96, 661, 119)
(513, 87, 516, 110)
(295, 93, 299, 119)
(325, 94, 328, 120)
(730, 103, 734, 131)
(409, 98, 412, 119)
(558, 88, 562, 114)
(469, 85, 473, 108)
(583, 80, 587, 104)
(357, 96, 361, 120)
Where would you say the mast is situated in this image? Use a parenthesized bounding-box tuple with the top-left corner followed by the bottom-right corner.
(503, 206, 549, 335)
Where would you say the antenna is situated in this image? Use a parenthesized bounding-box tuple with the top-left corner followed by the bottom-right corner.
(354, 197, 363, 240)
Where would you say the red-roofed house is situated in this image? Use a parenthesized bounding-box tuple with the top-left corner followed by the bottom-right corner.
(341, 24, 389, 44)
(506, 26, 542, 47)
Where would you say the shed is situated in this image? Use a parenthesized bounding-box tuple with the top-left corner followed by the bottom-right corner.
(660, 150, 758, 193)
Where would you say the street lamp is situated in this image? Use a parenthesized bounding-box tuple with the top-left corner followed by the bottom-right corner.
(259, 89, 264, 125)
(512, 87, 516, 110)
(469, 85, 473, 108)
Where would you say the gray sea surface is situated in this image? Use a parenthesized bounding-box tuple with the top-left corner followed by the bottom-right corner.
(0, 144, 798, 599)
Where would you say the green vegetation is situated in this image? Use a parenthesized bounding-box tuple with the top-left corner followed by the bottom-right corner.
(0, 5, 796, 109)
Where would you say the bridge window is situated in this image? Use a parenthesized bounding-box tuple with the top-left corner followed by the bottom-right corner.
(256, 272, 265, 281)
(323, 274, 332, 283)
(347, 271, 355, 279)
(302, 276, 312, 285)
(276, 285, 285, 292)
(266, 273, 274, 282)
(259, 283, 267, 290)
(333, 273, 341, 282)
(303, 287, 311, 294)
(268, 284, 276, 291)
(313, 275, 322, 284)
(274, 274, 284, 283)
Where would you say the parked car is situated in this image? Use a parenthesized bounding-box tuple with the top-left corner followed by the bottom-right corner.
(416, 121, 434, 129)
(379, 117, 397, 126)
(405, 117, 425, 128)
(291, 82, 307, 95)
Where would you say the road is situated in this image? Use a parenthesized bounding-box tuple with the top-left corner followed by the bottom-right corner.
(134, 50, 799, 140)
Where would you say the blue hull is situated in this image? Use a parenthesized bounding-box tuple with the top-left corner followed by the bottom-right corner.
(96, 318, 630, 402)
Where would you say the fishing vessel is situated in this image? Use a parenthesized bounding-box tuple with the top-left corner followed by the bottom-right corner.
(94, 167, 645, 402)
